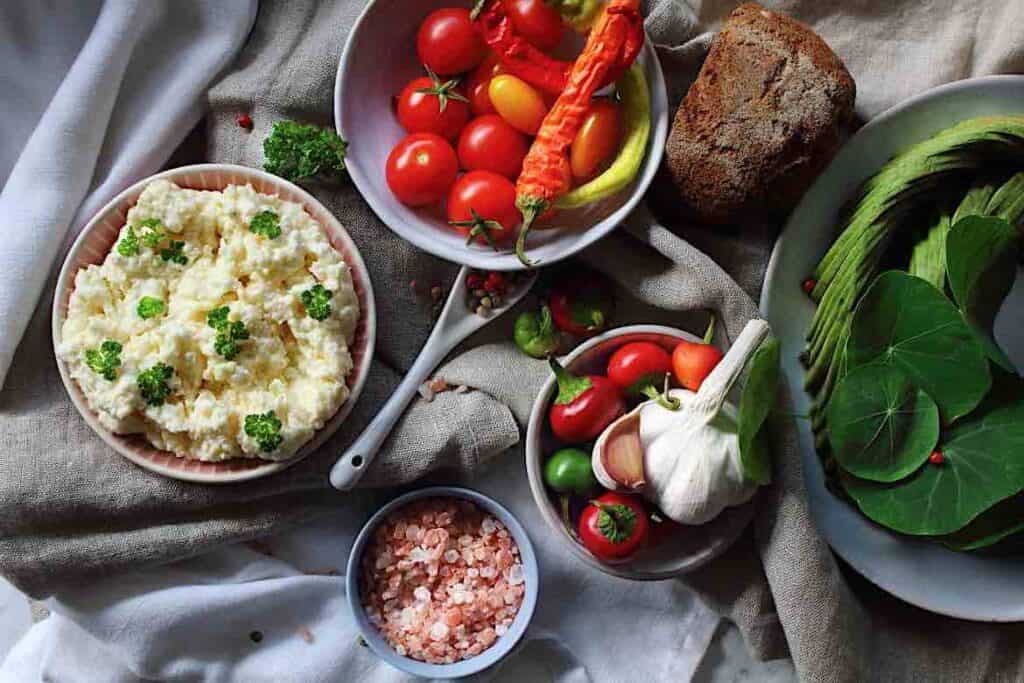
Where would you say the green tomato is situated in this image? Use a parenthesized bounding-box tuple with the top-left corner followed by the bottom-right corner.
(514, 305, 560, 359)
(544, 447, 600, 496)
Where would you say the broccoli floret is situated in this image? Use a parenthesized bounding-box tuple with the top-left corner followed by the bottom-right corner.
(300, 284, 333, 321)
(249, 210, 281, 239)
(137, 363, 173, 406)
(138, 218, 166, 248)
(160, 240, 187, 265)
(84, 340, 122, 381)
(263, 121, 347, 183)
(137, 296, 165, 319)
(244, 411, 283, 452)
(117, 227, 139, 257)
(207, 307, 249, 360)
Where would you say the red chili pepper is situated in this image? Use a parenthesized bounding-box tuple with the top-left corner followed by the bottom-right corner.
(929, 450, 945, 465)
(236, 113, 253, 130)
(472, 0, 644, 97)
(802, 278, 817, 295)
(548, 358, 625, 443)
(548, 269, 615, 337)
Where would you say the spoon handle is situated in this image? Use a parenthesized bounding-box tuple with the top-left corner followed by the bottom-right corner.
(330, 319, 462, 490)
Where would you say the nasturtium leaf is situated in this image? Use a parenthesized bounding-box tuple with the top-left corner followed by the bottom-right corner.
(738, 338, 780, 485)
(945, 215, 1019, 373)
(941, 494, 1024, 552)
(847, 270, 990, 423)
(842, 400, 1024, 535)
(828, 364, 939, 483)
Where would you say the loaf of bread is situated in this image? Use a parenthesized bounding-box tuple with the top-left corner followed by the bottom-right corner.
(665, 3, 855, 224)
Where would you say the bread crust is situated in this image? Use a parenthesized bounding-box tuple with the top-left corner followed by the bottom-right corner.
(666, 3, 856, 224)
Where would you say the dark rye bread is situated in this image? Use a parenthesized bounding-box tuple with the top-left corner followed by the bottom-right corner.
(666, 3, 855, 224)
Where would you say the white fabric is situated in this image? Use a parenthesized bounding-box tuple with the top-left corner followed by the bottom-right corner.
(0, 456, 721, 682)
(0, 0, 256, 387)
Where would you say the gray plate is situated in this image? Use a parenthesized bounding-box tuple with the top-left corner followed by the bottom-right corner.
(761, 76, 1024, 621)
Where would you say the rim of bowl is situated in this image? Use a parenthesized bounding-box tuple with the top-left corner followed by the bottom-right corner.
(525, 324, 756, 580)
(345, 486, 539, 679)
(333, 0, 669, 271)
(51, 163, 377, 484)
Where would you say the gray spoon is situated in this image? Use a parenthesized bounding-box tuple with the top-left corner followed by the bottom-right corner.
(330, 266, 537, 490)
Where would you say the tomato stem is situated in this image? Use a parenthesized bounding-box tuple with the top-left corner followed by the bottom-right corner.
(640, 373, 680, 410)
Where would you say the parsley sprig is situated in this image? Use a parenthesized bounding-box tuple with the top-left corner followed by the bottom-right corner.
(300, 284, 333, 321)
(137, 363, 174, 406)
(137, 296, 165, 319)
(249, 211, 281, 239)
(207, 306, 250, 360)
(84, 341, 122, 381)
(244, 411, 283, 452)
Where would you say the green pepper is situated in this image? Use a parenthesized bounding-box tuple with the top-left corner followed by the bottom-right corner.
(556, 65, 650, 210)
(544, 447, 600, 496)
(546, 0, 604, 32)
(514, 305, 560, 358)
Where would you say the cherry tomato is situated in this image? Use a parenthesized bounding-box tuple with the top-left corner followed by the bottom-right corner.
(385, 133, 459, 207)
(578, 492, 650, 562)
(416, 8, 485, 76)
(671, 338, 724, 391)
(507, 0, 565, 51)
(396, 76, 470, 140)
(548, 359, 625, 443)
(465, 53, 507, 115)
(548, 270, 615, 337)
(447, 170, 520, 245)
(607, 342, 673, 391)
(489, 74, 548, 135)
(570, 99, 622, 182)
(457, 115, 529, 180)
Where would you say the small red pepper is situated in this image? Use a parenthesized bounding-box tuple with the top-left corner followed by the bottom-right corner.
(802, 278, 816, 295)
(548, 270, 615, 338)
(472, 0, 644, 97)
(236, 113, 253, 130)
(929, 450, 945, 465)
(548, 358, 625, 443)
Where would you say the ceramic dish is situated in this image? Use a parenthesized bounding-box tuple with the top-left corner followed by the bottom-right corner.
(346, 486, 539, 678)
(525, 325, 755, 580)
(52, 163, 376, 484)
(761, 75, 1024, 620)
(334, 0, 669, 271)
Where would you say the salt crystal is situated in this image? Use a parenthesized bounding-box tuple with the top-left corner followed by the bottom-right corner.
(467, 568, 479, 578)
(458, 534, 474, 547)
(395, 645, 407, 656)
(497, 528, 508, 538)
(481, 518, 496, 535)
(495, 623, 508, 636)
(429, 622, 449, 641)
(479, 566, 496, 579)
(462, 548, 475, 565)
(417, 383, 435, 402)
(507, 564, 524, 586)
(409, 547, 430, 563)
(444, 549, 460, 563)
(405, 525, 422, 541)
(414, 587, 430, 602)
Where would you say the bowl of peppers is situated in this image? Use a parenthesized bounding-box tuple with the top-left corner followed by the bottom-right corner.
(334, 0, 669, 270)
(524, 324, 757, 580)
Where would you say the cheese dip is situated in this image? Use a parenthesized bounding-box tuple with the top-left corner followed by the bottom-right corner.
(59, 180, 360, 461)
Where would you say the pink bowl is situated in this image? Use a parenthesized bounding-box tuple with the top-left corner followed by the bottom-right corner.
(52, 164, 376, 484)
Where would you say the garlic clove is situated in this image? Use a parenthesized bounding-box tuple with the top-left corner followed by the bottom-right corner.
(592, 410, 646, 491)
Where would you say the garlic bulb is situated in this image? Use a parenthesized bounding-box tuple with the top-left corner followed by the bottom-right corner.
(592, 320, 770, 525)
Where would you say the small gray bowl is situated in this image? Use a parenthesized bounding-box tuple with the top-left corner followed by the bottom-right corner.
(346, 486, 539, 678)
(525, 325, 756, 580)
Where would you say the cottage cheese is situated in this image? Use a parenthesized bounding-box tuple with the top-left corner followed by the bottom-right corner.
(59, 180, 360, 461)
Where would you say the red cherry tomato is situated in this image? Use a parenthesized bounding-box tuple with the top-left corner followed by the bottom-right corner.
(396, 76, 470, 140)
(548, 359, 625, 443)
(385, 133, 459, 207)
(447, 170, 520, 245)
(457, 115, 529, 180)
(465, 53, 507, 115)
(607, 342, 673, 391)
(507, 0, 565, 51)
(571, 99, 622, 182)
(548, 270, 615, 338)
(671, 339, 724, 391)
(578, 492, 650, 562)
(417, 8, 485, 76)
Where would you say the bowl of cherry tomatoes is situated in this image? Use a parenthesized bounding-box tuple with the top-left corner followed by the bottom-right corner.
(335, 0, 669, 270)
(524, 325, 757, 580)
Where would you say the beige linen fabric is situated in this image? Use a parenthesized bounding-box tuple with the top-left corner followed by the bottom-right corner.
(2, 1, 1024, 680)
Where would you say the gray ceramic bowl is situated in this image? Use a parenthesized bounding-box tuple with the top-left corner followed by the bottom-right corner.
(525, 325, 755, 580)
(346, 486, 539, 678)
(334, 0, 669, 271)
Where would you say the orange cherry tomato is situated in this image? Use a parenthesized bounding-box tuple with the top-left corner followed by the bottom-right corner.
(570, 99, 622, 182)
(465, 53, 507, 116)
(488, 74, 548, 136)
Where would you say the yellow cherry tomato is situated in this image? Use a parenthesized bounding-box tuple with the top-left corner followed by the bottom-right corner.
(488, 74, 548, 136)
(570, 99, 622, 182)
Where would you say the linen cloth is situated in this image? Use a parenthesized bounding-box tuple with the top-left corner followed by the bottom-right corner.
(2, 0, 1024, 681)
